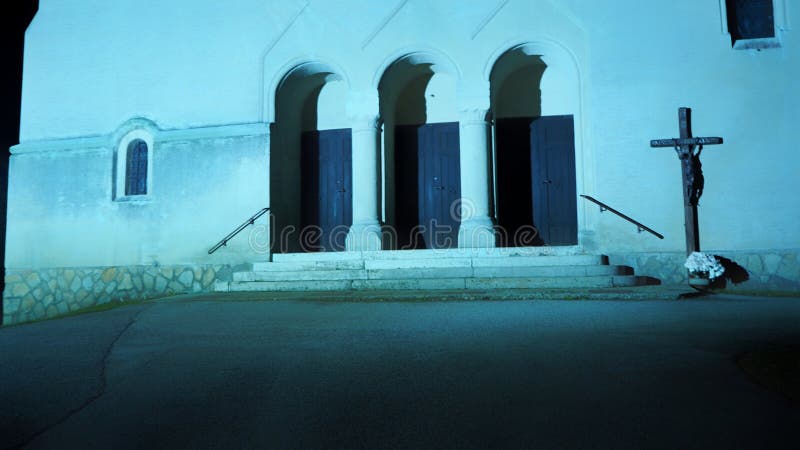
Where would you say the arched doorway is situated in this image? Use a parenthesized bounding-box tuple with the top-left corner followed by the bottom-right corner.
(490, 47, 578, 246)
(379, 56, 461, 250)
(271, 64, 352, 253)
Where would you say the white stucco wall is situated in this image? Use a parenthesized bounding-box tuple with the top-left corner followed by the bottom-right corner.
(10, 0, 799, 270)
(584, 1, 798, 253)
(317, 79, 350, 131)
(6, 125, 269, 269)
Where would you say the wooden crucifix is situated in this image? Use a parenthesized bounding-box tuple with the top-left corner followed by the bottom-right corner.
(650, 107, 723, 256)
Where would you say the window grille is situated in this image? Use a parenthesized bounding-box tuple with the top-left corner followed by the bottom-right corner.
(125, 139, 148, 196)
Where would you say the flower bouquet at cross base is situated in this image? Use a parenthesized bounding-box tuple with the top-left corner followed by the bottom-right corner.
(684, 252, 725, 280)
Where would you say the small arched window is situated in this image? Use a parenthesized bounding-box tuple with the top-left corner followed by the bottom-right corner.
(125, 139, 148, 196)
(114, 121, 155, 201)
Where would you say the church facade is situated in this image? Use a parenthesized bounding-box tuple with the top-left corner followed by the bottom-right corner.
(4, 0, 799, 324)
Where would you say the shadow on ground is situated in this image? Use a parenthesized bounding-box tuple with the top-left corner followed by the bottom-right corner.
(736, 346, 800, 403)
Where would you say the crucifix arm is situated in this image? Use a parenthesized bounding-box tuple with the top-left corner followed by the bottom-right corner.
(650, 137, 723, 148)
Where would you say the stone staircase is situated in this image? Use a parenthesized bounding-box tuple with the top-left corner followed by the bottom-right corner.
(216, 248, 646, 292)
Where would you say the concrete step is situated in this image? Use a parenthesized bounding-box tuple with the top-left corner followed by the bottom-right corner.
(269, 253, 605, 269)
(271, 246, 585, 263)
(363, 258, 473, 270)
(251, 260, 364, 272)
(361, 265, 629, 279)
(223, 274, 638, 292)
(235, 269, 368, 282)
(228, 280, 353, 292)
(352, 278, 467, 290)
(359, 246, 584, 260)
(472, 255, 606, 267)
(226, 251, 642, 293)
(271, 251, 363, 263)
(466, 275, 638, 289)
(238, 264, 630, 282)
(471, 265, 631, 278)
(366, 267, 474, 280)
(353, 276, 635, 290)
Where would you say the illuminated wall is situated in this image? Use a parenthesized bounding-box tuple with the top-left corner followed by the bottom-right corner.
(8, 0, 798, 266)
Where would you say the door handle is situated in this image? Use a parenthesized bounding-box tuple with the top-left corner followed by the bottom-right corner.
(543, 179, 553, 184)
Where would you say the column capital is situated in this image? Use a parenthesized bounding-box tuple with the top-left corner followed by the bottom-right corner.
(456, 79, 490, 114)
(457, 86, 491, 126)
(348, 113, 382, 132)
(345, 89, 380, 131)
(458, 107, 491, 125)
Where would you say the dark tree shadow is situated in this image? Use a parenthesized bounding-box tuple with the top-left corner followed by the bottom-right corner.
(709, 255, 750, 289)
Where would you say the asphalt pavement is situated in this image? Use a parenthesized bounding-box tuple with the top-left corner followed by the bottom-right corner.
(2, 293, 799, 449)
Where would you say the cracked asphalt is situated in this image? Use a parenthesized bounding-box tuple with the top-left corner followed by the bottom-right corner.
(1, 294, 799, 449)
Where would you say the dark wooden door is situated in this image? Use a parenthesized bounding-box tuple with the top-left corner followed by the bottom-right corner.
(531, 115, 578, 245)
(301, 128, 352, 252)
(395, 122, 461, 249)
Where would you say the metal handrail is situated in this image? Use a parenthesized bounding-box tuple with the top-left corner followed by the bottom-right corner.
(580, 195, 664, 239)
(208, 207, 270, 254)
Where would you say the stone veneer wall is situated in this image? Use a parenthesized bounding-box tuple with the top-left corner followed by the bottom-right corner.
(609, 249, 800, 293)
(2, 264, 242, 325)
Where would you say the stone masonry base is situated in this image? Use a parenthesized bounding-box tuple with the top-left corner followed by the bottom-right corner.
(2, 264, 243, 326)
(609, 249, 800, 293)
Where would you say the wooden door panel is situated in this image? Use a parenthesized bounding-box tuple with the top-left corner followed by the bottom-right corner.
(301, 128, 352, 252)
(419, 122, 460, 249)
(395, 122, 460, 250)
(531, 115, 578, 246)
(440, 124, 461, 248)
(341, 132, 353, 234)
(531, 121, 549, 243)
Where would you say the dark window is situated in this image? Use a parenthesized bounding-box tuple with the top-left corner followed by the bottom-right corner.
(125, 139, 148, 196)
(727, 0, 775, 43)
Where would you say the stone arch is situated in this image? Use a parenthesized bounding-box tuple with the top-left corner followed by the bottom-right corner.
(484, 39, 580, 83)
(485, 39, 582, 117)
(270, 60, 352, 253)
(486, 40, 586, 247)
(111, 117, 160, 144)
(377, 50, 462, 249)
(264, 58, 351, 124)
(372, 46, 462, 91)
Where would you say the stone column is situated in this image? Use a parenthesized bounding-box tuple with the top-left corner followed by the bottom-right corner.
(457, 98, 496, 248)
(346, 114, 383, 251)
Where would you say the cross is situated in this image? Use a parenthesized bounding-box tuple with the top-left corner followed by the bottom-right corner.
(650, 107, 723, 256)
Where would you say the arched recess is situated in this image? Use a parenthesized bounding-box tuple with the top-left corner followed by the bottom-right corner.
(271, 62, 353, 253)
(377, 51, 462, 250)
(487, 41, 583, 247)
